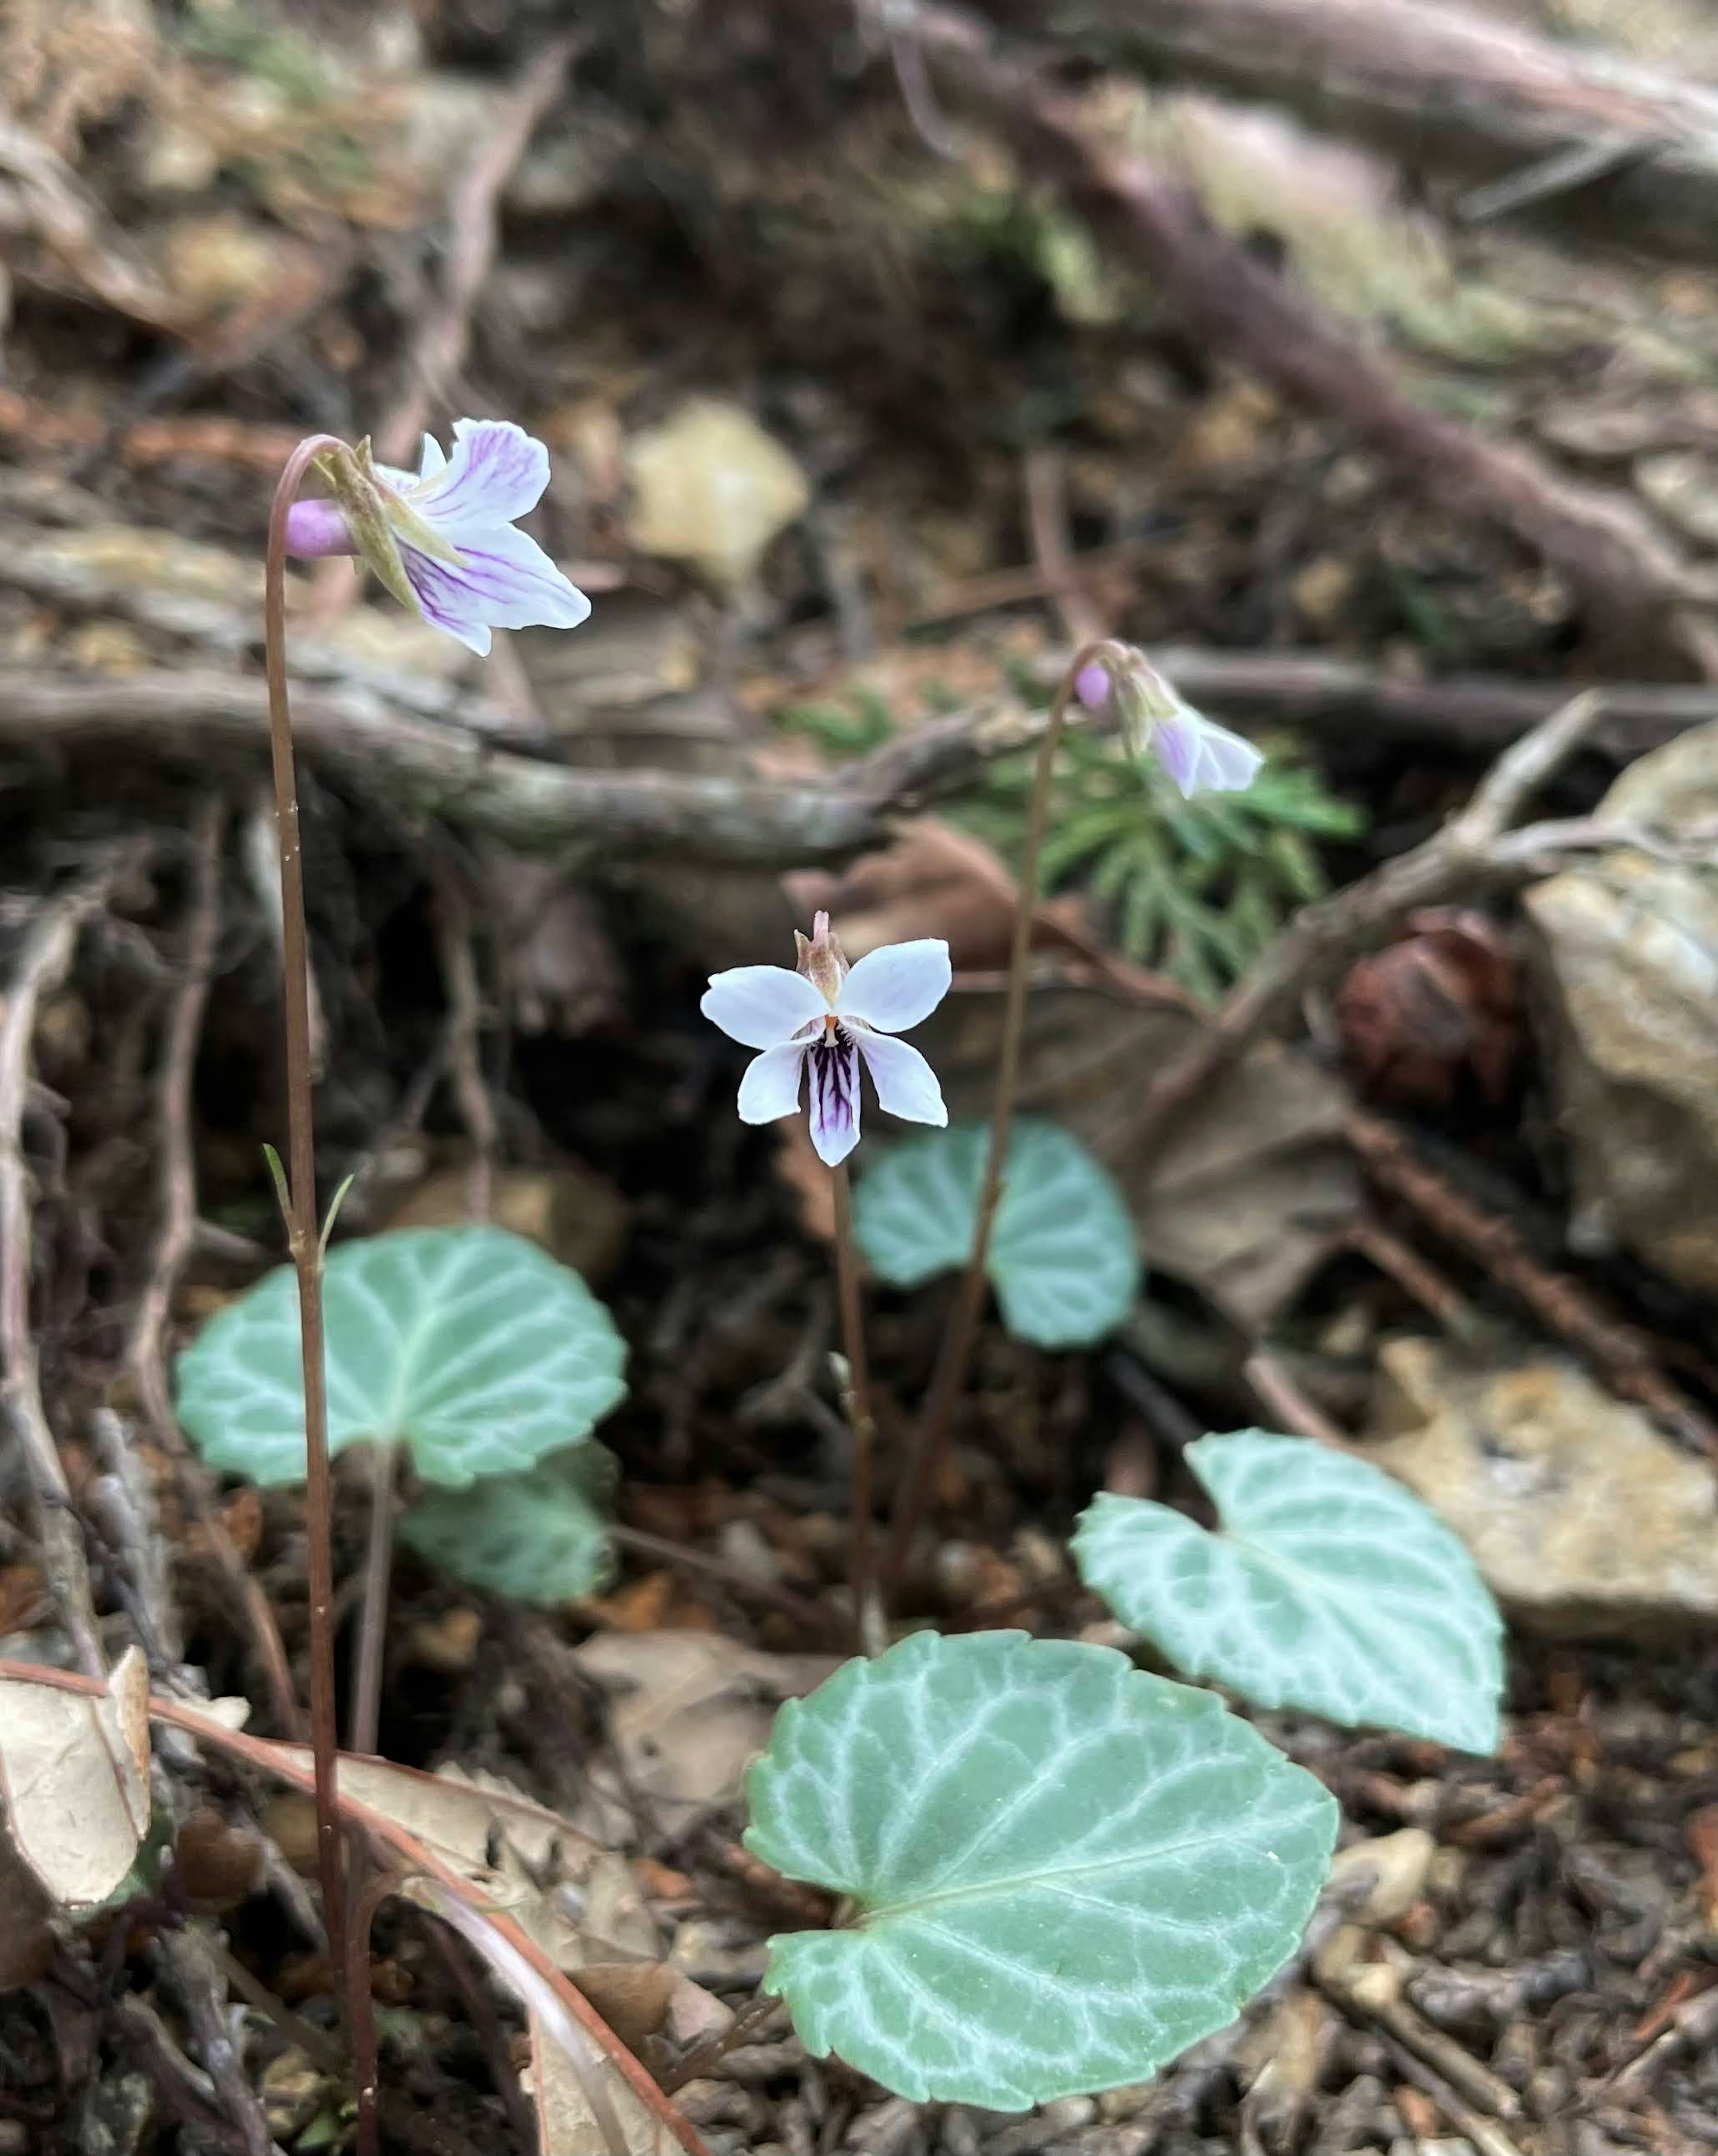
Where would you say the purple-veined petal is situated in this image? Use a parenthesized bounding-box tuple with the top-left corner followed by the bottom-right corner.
(835, 939, 951, 1034)
(411, 418, 550, 536)
(701, 966, 827, 1050)
(1151, 707, 1203, 798)
(737, 1041, 807, 1124)
(419, 433, 448, 480)
(283, 498, 356, 559)
(1191, 715, 1265, 794)
(400, 525, 591, 656)
(805, 1032, 862, 1165)
(855, 1027, 946, 1127)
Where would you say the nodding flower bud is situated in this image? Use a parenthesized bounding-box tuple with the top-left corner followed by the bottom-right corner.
(1072, 641, 1264, 800)
(281, 418, 591, 658)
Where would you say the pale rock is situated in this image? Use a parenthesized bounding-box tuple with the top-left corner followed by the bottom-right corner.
(153, 210, 302, 318)
(1635, 450, 1718, 545)
(1366, 1337, 1718, 1637)
(1328, 1827, 1436, 1925)
(1523, 721, 1718, 1294)
(623, 399, 811, 594)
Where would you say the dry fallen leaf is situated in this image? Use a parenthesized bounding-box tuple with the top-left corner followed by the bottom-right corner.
(570, 1631, 838, 1845)
(0, 1646, 151, 1908)
(526, 2007, 690, 2156)
(275, 1750, 655, 1969)
(785, 816, 1100, 972)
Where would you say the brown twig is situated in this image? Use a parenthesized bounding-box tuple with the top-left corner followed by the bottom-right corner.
(1133, 692, 1607, 1152)
(0, 113, 188, 335)
(263, 434, 353, 2058)
(1033, 0, 1718, 262)
(885, 644, 1102, 1592)
(377, 37, 581, 462)
(829, 1162, 880, 1652)
(120, 798, 303, 1732)
(0, 844, 147, 1678)
(431, 870, 497, 1223)
(870, 1, 1710, 664)
(155, 1927, 275, 2156)
(1346, 1216, 1476, 1333)
(349, 1444, 399, 1760)
(1243, 1352, 1357, 1451)
(1023, 446, 1103, 648)
(660, 1993, 791, 2095)
(0, 390, 303, 471)
(9, 654, 1718, 871)
(1344, 1109, 1718, 1454)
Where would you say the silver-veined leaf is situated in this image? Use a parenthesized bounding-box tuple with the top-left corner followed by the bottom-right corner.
(745, 1630, 1335, 2108)
(853, 1119, 1140, 1347)
(400, 1445, 617, 1604)
(1072, 1430, 1503, 1753)
(175, 1226, 626, 1487)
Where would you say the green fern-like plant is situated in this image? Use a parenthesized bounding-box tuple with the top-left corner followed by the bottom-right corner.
(962, 730, 1363, 1003)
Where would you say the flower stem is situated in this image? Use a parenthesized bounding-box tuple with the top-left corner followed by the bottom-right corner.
(829, 1161, 880, 1653)
(263, 435, 365, 2097)
(884, 645, 1103, 1596)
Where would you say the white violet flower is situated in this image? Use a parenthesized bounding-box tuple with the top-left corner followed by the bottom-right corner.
(285, 419, 591, 657)
(1076, 644, 1263, 798)
(701, 914, 951, 1167)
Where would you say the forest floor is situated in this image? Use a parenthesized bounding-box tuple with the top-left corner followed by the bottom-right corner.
(6, 1, 1718, 2151)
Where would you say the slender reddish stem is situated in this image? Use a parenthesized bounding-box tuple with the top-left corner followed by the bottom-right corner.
(829, 1161, 878, 1651)
(884, 646, 1102, 1595)
(263, 436, 361, 2093)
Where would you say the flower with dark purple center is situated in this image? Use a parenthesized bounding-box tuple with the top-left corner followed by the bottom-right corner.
(701, 915, 951, 1167)
(283, 420, 590, 657)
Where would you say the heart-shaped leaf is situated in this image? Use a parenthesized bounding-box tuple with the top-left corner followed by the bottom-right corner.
(1072, 1431, 1503, 1753)
(175, 1226, 626, 1488)
(745, 1630, 1335, 2109)
(401, 1445, 617, 1604)
(852, 1119, 1140, 1347)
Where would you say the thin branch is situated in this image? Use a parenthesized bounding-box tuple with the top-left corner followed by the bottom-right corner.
(430, 870, 497, 1223)
(1243, 1351, 1357, 1451)
(1345, 1109, 1718, 1455)
(1028, 0, 1718, 262)
(868, 0, 1710, 663)
(1132, 692, 1609, 1152)
(0, 844, 147, 1677)
(378, 36, 583, 463)
(120, 799, 304, 1734)
(5, 656, 1718, 868)
(349, 1443, 399, 1759)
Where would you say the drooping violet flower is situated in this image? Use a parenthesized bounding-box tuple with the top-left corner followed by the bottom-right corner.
(284, 420, 591, 657)
(701, 915, 950, 1168)
(1076, 641, 1263, 798)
